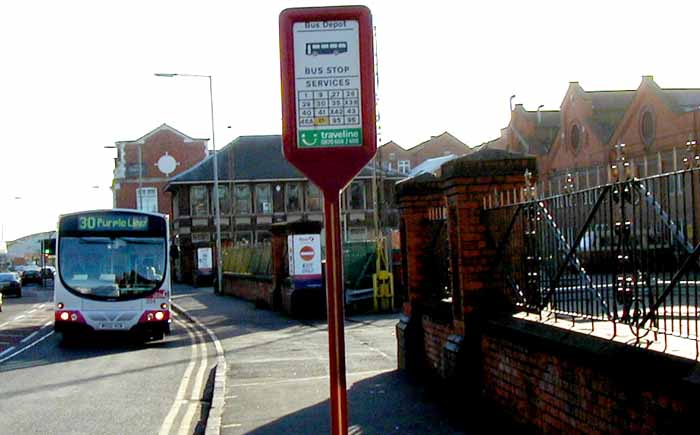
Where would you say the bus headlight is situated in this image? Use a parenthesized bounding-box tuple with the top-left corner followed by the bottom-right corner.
(60, 312, 69, 321)
(155, 311, 165, 321)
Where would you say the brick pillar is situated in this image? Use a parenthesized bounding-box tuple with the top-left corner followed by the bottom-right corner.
(440, 150, 537, 391)
(395, 177, 444, 371)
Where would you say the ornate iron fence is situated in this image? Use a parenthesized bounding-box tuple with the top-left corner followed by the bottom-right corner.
(486, 167, 700, 349)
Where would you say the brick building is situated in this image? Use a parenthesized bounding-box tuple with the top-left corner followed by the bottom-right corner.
(376, 132, 472, 175)
(111, 124, 209, 217)
(485, 76, 700, 192)
(165, 134, 405, 283)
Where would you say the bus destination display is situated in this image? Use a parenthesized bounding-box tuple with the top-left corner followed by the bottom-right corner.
(293, 20, 362, 148)
(78, 215, 149, 231)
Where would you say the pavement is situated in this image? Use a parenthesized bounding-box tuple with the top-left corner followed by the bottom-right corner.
(172, 284, 483, 435)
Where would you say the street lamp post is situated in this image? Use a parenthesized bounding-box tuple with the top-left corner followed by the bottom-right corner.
(155, 73, 223, 294)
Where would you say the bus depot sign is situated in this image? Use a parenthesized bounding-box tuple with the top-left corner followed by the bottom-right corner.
(280, 5, 376, 194)
(293, 20, 362, 148)
(280, 6, 375, 434)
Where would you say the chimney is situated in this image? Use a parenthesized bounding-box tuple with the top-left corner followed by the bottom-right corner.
(537, 105, 544, 125)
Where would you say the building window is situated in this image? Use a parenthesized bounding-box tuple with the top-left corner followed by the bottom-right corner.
(389, 152, 396, 160)
(570, 124, 581, 152)
(285, 183, 301, 212)
(347, 227, 368, 241)
(216, 185, 230, 215)
(136, 187, 158, 213)
(349, 181, 366, 210)
(191, 232, 210, 243)
(234, 231, 252, 246)
(234, 185, 251, 214)
(385, 162, 393, 171)
(306, 183, 322, 211)
(190, 186, 209, 216)
(255, 231, 272, 245)
(398, 160, 411, 174)
(255, 184, 273, 214)
(178, 188, 190, 217)
(640, 109, 655, 146)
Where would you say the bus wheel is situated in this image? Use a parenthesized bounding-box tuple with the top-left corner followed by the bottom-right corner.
(146, 331, 164, 341)
(61, 332, 76, 346)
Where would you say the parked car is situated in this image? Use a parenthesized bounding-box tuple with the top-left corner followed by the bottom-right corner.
(41, 266, 55, 280)
(0, 272, 22, 298)
(21, 267, 42, 285)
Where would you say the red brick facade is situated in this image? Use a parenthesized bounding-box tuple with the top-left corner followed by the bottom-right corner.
(112, 124, 208, 218)
(486, 76, 700, 192)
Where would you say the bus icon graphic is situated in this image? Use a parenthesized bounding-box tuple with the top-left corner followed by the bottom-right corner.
(306, 41, 348, 56)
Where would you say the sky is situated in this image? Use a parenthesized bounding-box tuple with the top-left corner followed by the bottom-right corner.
(1, 0, 699, 241)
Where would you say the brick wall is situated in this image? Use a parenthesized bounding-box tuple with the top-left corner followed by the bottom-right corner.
(482, 317, 699, 433)
(395, 147, 700, 432)
(222, 273, 274, 307)
(422, 315, 453, 376)
(396, 149, 536, 381)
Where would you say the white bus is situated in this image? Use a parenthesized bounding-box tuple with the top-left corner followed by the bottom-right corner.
(54, 209, 171, 341)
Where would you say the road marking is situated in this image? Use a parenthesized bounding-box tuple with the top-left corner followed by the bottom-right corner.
(159, 318, 199, 435)
(0, 346, 17, 358)
(179, 326, 209, 435)
(0, 331, 54, 364)
(21, 330, 40, 343)
(221, 423, 242, 429)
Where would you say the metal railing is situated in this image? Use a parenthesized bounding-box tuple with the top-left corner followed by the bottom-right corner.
(485, 167, 700, 352)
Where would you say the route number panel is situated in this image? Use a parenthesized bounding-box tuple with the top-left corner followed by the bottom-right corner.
(293, 20, 362, 148)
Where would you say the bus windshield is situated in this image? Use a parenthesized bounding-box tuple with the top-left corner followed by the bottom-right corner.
(59, 236, 166, 299)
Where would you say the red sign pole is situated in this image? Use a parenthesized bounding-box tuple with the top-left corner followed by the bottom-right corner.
(323, 191, 348, 434)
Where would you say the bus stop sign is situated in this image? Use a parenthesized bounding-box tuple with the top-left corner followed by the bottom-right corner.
(280, 6, 375, 435)
(279, 5, 376, 193)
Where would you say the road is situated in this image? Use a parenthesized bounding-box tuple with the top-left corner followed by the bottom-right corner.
(1, 283, 474, 435)
(0, 284, 215, 435)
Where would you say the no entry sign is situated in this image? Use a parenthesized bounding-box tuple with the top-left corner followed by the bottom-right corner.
(280, 6, 376, 435)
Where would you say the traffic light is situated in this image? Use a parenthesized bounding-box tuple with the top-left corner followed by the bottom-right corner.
(42, 239, 56, 256)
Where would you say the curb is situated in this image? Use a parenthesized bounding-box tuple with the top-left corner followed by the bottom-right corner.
(172, 302, 227, 435)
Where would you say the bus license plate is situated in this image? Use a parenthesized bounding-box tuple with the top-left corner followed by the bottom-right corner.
(98, 322, 126, 330)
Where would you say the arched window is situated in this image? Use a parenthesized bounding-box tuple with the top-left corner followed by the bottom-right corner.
(570, 124, 581, 152)
(640, 109, 655, 146)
